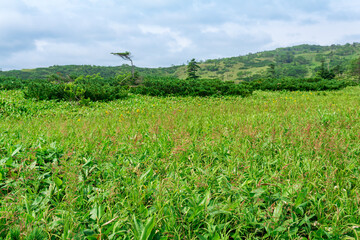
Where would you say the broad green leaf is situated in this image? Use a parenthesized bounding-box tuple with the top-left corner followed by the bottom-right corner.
(212, 232, 221, 240)
(54, 176, 63, 187)
(133, 215, 142, 238)
(274, 226, 287, 233)
(200, 191, 211, 207)
(294, 188, 308, 208)
(11, 146, 22, 157)
(90, 203, 104, 221)
(273, 201, 283, 221)
(251, 188, 265, 198)
(140, 216, 155, 240)
(83, 229, 95, 236)
(197, 235, 207, 240)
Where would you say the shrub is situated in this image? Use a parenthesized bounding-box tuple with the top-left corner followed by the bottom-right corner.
(23, 74, 129, 102)
(131, 76, 253, 97)
(0, 77, 27, 90)
(250, 77, 351, 91)
(24, 79, 66, 100)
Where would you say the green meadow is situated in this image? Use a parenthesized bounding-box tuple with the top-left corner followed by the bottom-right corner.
(1, 87, 360, 239)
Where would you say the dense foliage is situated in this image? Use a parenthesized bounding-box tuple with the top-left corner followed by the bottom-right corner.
(0, 77, 27, 90)
(23, 74, 129, 102)
(132, 76, 253, 97)
(186, 59, 200, 80)
(250, 77, 353, 91)
(0, 64, 180, 80)
(1, 43, 360, 81)
(1, 88, 360, 239)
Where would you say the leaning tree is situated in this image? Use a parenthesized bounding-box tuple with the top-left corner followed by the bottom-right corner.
(111, 51, 135, 79)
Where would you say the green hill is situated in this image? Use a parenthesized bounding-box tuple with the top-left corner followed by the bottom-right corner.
(1, 43, 360, 81)
(188, 42, 360, 82)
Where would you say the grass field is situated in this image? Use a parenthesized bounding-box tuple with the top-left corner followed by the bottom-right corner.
(1, 87, 360, 239)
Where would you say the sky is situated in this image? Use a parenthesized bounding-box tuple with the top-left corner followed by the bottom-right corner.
(1, 0, 360, 71)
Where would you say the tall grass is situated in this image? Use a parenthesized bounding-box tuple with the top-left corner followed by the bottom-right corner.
(1, 87, 360, 239)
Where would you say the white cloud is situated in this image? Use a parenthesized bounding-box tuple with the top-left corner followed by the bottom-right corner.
(1, 0, 360, 70)
(139, 25, 192, 52)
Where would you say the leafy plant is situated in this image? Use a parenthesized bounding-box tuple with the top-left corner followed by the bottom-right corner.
(132, 76, 253, 97)
(23, 74, 129, 102)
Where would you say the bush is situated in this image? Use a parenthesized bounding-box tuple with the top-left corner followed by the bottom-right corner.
(250, 77, 351, 91)
(24, 74, 129, 102)
(24, 79, 66, 100)
(131, 76, 253, 97)
(0, 77, 27, 90)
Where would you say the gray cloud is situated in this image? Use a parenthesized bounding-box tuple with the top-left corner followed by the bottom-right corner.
(1, 0, 360, 70)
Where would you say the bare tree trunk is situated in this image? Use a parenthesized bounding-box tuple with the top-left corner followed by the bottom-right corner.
(130, 59, 134, 79)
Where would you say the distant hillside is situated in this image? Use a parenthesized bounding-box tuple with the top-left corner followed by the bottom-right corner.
(187, 42, 360, 81)
(0, 64, 182, 80)
(1, 43, 360, 81)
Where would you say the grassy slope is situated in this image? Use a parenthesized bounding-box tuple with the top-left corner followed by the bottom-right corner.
(1, 87, 360, 239)
(1, 43, 360, 81)
(171, 43, 360, 81)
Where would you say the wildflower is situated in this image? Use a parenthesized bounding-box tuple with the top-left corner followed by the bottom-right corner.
(313, 221, 320, 226)
(77, 119, 81, 122)
(105, 110, 109, 114)
(136, 109, 140, 113)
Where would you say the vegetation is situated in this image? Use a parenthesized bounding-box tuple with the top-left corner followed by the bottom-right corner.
(315, 61, 336, 80)
(1, 43, 360, 239)
(132, 76, 253, 97)
(111, 52, 135, 79)
(1, 86, 360, 239)
(350, 56, 360, 80)
(23, 74, 129, 102)
(250, 77, 352, 92)
(186, 59, 200, 80)
(0, 65, 182, 80)
(1, 43, 360, 81)
(0, 77, 27, 90)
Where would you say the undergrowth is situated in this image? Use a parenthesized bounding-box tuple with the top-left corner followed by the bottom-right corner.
(0, 87, 360, 239)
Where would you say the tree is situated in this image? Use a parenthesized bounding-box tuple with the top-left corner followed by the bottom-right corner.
(350, 56, 360, 80)
(316, 60, 335, 80)
(111, 51, 135, 79)
(186, 58, 200, 80)
(275, 52, 294, 64)
(266, 63, 276, 78)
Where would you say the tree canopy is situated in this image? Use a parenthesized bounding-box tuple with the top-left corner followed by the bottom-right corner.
(111, 51, 135, 78)
(186, 58, 200, 80)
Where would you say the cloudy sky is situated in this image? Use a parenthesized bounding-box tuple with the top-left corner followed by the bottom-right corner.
(1, 0, 360, 70)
